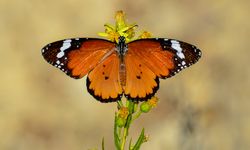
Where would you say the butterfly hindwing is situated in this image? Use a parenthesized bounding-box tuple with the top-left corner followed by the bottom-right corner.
(87, 53, 123, 102)
(41, 38, 115, 79)
(124, 49, 159, 101)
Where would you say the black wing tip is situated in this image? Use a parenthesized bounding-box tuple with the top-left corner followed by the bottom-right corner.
(124, 77, 160, 102)
(86, 77, 122, 103)
(165, 46, 202, 79)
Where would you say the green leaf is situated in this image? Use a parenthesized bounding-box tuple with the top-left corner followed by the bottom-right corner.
(133, 128, 145, 150)
(114, 114, 121, 150)
(102, 137, 105, 150)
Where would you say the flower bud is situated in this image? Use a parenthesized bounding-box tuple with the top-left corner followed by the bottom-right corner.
(140, 102, 152, 113)
(116, 117, 126, 127)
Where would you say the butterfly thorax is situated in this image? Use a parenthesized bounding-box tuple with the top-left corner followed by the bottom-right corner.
(116, 36, 128, 88)
(116, 36, 128, 56)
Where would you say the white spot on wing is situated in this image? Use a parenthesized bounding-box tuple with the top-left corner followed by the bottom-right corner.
(57, 39, 72, 58)
(177, 52, 185, 59)
(198, 51, 202, 56)
(57, 52, 64, 58)
(171, 40, 185, 59)
(60, 40, 72, 51)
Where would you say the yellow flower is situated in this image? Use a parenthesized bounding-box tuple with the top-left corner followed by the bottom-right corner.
(148, 96, 159, 108)
(118, 106, 129, 119)
(138, 31, 152, 39)
(115, 10, 126, 31)
(98, 10, 151, 43)
(140, 96, 159, 113)
(144, 135, 149, 142)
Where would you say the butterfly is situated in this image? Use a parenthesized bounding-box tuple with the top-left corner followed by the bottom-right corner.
(41, 36, 201, 102)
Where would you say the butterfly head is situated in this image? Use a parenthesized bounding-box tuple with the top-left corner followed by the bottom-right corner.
(118, 36, 126, 43)
(116, 36, 128, 56)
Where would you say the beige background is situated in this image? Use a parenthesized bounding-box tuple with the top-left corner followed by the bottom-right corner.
(1, 0, 249, 149)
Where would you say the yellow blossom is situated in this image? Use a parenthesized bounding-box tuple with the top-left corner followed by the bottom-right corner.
(138, 31, 152, 39)
(148, 96, 159, 107)
(144, 135, 149, 142)
(118, 106, 129, 119)
(98, 10, 150, 43)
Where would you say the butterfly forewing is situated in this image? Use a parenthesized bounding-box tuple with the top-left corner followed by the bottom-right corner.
(128, 38, 202, 78)
(41, 38, 115, 79)
(157, 38, 202, 77)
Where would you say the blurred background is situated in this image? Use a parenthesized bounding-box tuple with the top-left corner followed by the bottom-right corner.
(1, 0, 249, 149)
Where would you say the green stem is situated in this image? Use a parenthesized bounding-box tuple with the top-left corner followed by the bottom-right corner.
(117, 100, 147, 150)
(120, 126, 129, 150)
(120, 113, 132, 150)
(120, 101, 134, 150)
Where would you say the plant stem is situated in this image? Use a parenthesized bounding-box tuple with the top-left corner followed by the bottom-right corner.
(120, 101, 134, 150)
(116, 100, 148, 150)
(120, 126, 129, 150)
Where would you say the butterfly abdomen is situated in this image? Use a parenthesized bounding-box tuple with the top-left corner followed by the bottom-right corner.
(119, 57, 126, 88)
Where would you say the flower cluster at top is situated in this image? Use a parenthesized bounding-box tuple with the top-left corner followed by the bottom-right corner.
(98, 10, 152, 43)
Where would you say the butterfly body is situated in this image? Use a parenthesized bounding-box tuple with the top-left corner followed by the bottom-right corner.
(115, 36, 128, 88)
(42, 36, 201, 102)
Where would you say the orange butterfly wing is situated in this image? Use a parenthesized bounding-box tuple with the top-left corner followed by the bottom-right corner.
(124, 38, 201, 101)
(42, 38, 115, 79)
(127, 39, 175, 78)
(42, 38, 123, 102)
(124, 51, 159, 101)
(87, 53, 123, 102)
(67, 40, 115, 78)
